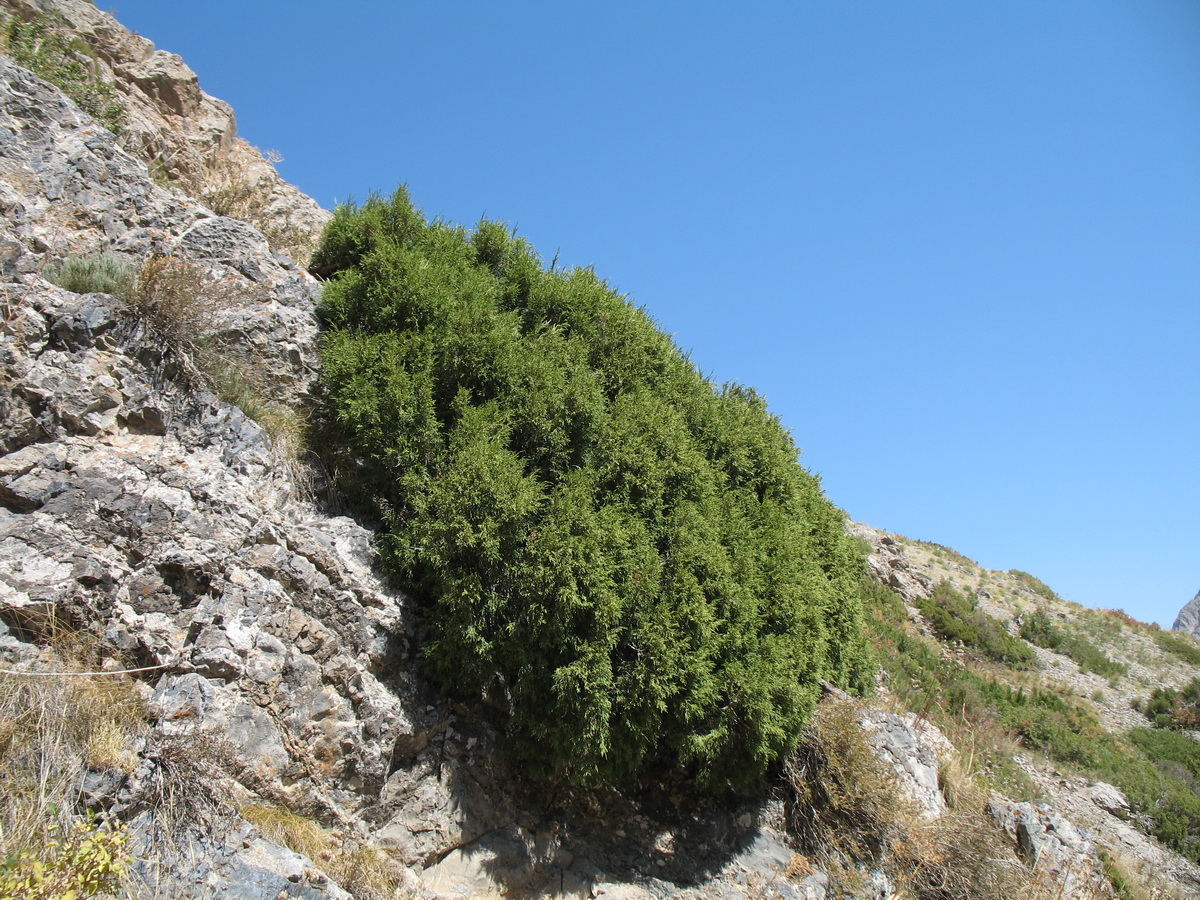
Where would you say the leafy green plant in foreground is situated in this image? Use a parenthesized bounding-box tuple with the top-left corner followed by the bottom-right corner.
(312, 188, 872, 788)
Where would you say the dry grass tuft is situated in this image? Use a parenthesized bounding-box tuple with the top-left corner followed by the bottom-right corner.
(242, 803, 405, 900)
(183, 156, 319, 265)
(0, 656, 147, 871)
(129, 254, 229, 354)
(782, 698, 1072, 900)
(784, 699, 905, 861)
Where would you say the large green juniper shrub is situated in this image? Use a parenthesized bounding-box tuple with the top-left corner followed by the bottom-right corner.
(312, 188, 872, 788)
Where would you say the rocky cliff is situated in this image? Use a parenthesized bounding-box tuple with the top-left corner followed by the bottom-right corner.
(1, 2, 1198, 899)
(1173, 589, 1200, 637)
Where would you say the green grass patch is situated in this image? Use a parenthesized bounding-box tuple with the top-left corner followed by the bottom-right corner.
(1008, 569, 1060, 603)
(2, 10, 125, 133)
(1153, 630, 1200, 667)
(1019, 610, 1127, 678)
(43, 252, 135, 301)
(918, 582, 1035, 667)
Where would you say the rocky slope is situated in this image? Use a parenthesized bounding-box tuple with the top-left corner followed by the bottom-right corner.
(1, 2, 1198, 898)
(853, 523, 1200, 898)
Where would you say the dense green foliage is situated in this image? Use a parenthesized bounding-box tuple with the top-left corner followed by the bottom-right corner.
(1018, 609, 1126, 679)
(917, 582, 1035, 667)
(312, 189, 871, 787)
(2, 11, 125, 133)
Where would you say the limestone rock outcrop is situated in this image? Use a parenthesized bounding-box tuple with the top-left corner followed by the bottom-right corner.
(1, 0, 330, 261)
(1173, 588, 1200, 637)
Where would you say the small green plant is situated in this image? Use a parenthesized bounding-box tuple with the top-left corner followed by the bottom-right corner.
(1153, 630, 1200, 667)
(1008, 569, 1061, 603)
(2, 11, 125, 134)
(1019, 609, 1127, 678)
(0, 816, 130, 899)
(1140, 679, 1200, 730)
(43, 253, 135, 301)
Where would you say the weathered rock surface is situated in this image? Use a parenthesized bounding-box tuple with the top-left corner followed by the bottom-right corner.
(847, 522, 933, 605)
(1, 0, 330, 259)
(988, 799, 1112, 898)
(861, 709, 952, 819)
(1174, 588, 1200, 637)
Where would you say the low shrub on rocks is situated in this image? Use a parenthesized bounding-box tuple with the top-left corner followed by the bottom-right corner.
(918, 582, 1036, 667)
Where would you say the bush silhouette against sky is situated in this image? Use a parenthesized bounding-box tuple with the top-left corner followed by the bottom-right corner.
(107, 1, 1200, 626)
(313, 190, 872, 786)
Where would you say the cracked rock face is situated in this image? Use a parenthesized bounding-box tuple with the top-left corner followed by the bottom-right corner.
(2, 0, 331, 254)
(988, 800, 1111, 898)
(1173, 588, 1200, 637)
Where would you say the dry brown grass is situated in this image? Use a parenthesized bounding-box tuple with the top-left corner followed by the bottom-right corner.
(782, 697, 1079, 900)
(784, 700, 903, 861)
(0, 655, 147, 864)
(241, 803, 405, 900)
(182, 157, 318, 265)
(129, 254, 231, 353)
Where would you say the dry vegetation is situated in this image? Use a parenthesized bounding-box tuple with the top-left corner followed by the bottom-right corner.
(781, 698, 1065, 900)
(241, 804, 405, 900)
(42, 251, 311, 481)
(0, 632, 144, 896)
(179, 156, 319, 265)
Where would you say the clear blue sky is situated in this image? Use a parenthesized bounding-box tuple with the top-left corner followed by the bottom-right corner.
(106, 1, 1199, 627)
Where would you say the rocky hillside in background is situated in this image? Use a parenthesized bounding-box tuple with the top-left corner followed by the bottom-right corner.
(1173, 590, 1200, 638)
(3, 2, 1200, 898)
(1, 0, 328, 263)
